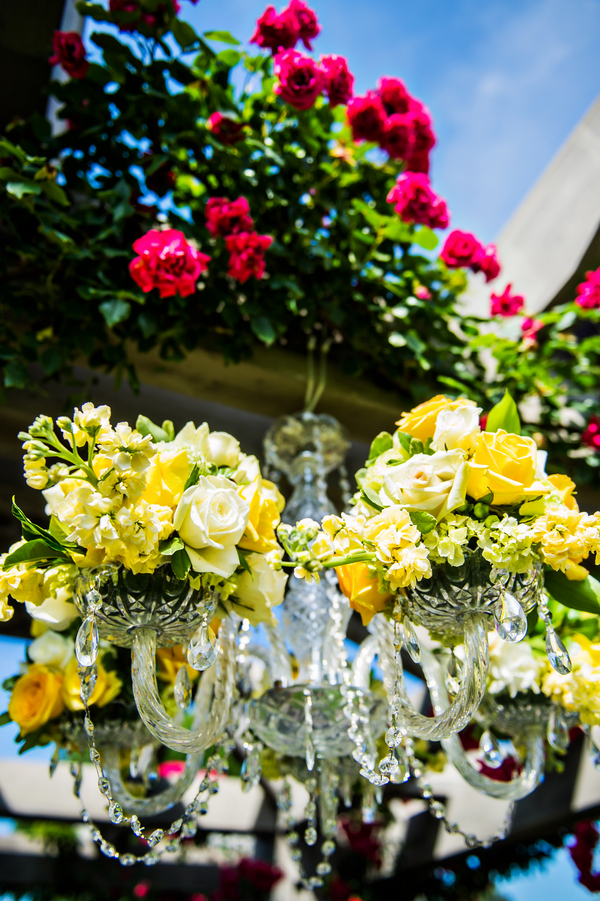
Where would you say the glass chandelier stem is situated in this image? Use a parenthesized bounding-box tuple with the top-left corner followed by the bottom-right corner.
(130, 621, 236, 753)
(375, 613, 489, 741)
(101, 746, 203, 816)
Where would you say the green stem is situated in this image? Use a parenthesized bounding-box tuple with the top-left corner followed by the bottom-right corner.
(303, 335, 317, 412)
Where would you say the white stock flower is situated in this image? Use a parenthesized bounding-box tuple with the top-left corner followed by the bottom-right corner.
(487, 632, 544, 697)
(28, 631, 74, 669)
(380, 450, 470, 521)
(25, 595, 79, 631)
(431, 404, 481, 454)
(171, 422, 210, 462)
(207, 431, 241, 468)
(232, 554, 288, 625)
(174, 475, 250, 578)
(232, 454, 261, 485)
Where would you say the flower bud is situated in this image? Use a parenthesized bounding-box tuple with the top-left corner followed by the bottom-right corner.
(473, 502, 490, 520)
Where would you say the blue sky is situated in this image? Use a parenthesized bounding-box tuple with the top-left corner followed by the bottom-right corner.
(178, 0, 600, 243)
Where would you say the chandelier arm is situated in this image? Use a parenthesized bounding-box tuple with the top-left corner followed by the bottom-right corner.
(130, 621, 236, 753)
(101, 746, 204, 816)
(375, 614, 489, 741)
(351, 635, 379, 690)
(263, 622, 293, 686)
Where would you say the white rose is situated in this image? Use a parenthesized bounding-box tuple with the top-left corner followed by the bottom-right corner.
(171, 422, 210, 460)
(174, 475, 250, 578)
(207, 431, 241, 468)
(232, 554, 288, 626)
(29, 631, 73, 669)
(431, 404, 481, 453)
(25, 595, 79, 631)
(487, 632, 544, 697)
(380, 449, 470, 521)
(232, 454, 261, 485)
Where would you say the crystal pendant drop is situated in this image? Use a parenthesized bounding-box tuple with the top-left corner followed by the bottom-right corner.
(305, 734, 316, 772)
(391, 744, 410, 784)
(479, 730, 503, 769)
(187, 621, 217, 672)
(494, 592, 527, 643)
(546, 627, 572, 675)
(547, 707, 569, 751)
(174, 665, 192, 709)
(445, 653, 462, 695)
(403, 616, 421, 664)
(589, 735, 600, 769)
(75, 616, 99, 667)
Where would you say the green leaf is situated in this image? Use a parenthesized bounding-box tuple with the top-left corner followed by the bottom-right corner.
(4, 540, 64, 568)
(352, 198, 389, 230)
(99, 299, 131, 328)
(237, 547, 253, 574)
(204, 29, 240, 45)
(171, 548, 191, 580)
(382, 220, 412, 243)
(251, 316, 276, 345)
(413, 226, 439, 250)
(136, 414, 172, 443)
(368, 431, 393, 461)
(409, 511, 437, 534)
(171, 19, 200, 50)
(159, 535, 185, 556)
(6, 179, 41, 199)
(0, 712, 11, 726)
(395, 432, 412, 454)
(4, 360, 28, 389)
(162, 420, 175, 441)
(184, 463, 200, 491)
(388, 332, 407, 347)
(486, 390, 521, 435)
(40, 181, 69, 206)
(361, 486, 383, 511)
(11, 500, 66, 552)
(544, 571, 600, 616)
(217, 49, 242, 68)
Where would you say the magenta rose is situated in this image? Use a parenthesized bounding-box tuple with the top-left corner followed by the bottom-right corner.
(378, 76, 412, 115)
(250, 5, 299, 52)
(49, 31, 89, 79)
(207, 112, 246, 145)
(381, 112, 416, 160)
(129, 229, 210, 298)
(490, 284, 524, 317)
(289, 0, 320, 50)
(386, 172, 450, 229)
(582, 416, 600, 452)
(440, 230, 483, 269)
(320, 55, 354, 107)
(273, 50, 324, 110)
(472, 243, 501, 282)
(109, 0, 180, 31)
(347, 91, 386, 143)
(226, 232, 273, 283)
(205, 197, 253, 238)
(575, 268, 600, 310)
(404, 99, 436, 172)
(521, 317, 544, 345)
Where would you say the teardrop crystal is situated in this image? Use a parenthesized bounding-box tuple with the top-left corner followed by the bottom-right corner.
(378, 755, 399, 775)
(305, 734, 316, 772)
(391, 745, 410, 784)
(75, 616, 99, 667)
(494, 592, 527, 643)
(187, 622, 217, 672)
(546, 627, 572, 675)
(445, 653, 463, 695)
(403, 616, 421, 664)
(480, 730, 503, 768)
(174, 665, 192, 709)
(547, 707, 569, 751)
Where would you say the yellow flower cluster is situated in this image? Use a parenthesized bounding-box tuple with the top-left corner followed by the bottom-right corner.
(542, 635, 600, 726)
(531, 505, 600, 578)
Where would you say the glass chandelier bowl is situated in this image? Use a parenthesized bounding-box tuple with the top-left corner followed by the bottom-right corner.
(74, 564, 237, 754)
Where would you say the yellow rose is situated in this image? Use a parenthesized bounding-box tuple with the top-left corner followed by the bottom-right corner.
(396, 395, 478, 442)
(8, 664, 64, 735)
(61, 657, 123, 711)
(238, 477, 282, 553)
(141, 448, 190, 508)
(547, 474, 578, 510)
(156, 645, 199, 684)
(467, 430, 549, 506)
(336, 562, 392, 626)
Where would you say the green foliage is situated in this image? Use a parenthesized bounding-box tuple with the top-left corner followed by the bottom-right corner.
(486, 390, 521, 434)
(0, 7, 487, 408)
(545, 570, 600, 616)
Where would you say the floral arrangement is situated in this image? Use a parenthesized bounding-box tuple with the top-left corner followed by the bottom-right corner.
(279, 393, 600, 625)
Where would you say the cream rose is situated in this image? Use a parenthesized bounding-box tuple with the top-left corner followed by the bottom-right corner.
(231, 554, 288, 625)
(174, 475, 250, 578)
(207, 431, 241, 468)
(25, 595, 80, 631)
(431, 404, 481, 454)
(380, 450, 470, 521)
(171, 421, 210, 460)
(28, 631, 74, 669)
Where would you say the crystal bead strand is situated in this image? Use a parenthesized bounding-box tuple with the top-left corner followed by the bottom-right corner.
(343, 687, 388, 786)
(537, 595, 572, 674)
(279, 769, 338, 892)
(303, 689, 316, 772)
(405, 740, 515, 849)
(337, 462, 353, 511)
(379, 614, 409, 783)
(584, 725, 600, 768)
(313, 429, 329, 512)
(240, 730, 262, 793)
(68, 664, 233, 865)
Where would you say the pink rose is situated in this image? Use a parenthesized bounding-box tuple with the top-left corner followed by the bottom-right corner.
(207, 112, 246, 145)
(273, 50, 324, 110)
(440, 230, 483, 269)
(109, 0, 180, 31)
(404, 99, 436, 173)
(521, 317, 544, 344)
(226, 232, 273, 283)
(320, 55, 354, 107)
(380, 112, 416, 160)
(582, 416, 600, 452)
(415, 285, 432, 300)
(378, 77, 412, 115)
(289, 0, 320, 50)
(250, 5, 299, 52)
(490, 284, 524, 317)
(49, 31, 89, 79)
(347, 91, 386, 143)
(472, 243, 501, 282)
(386, 172, 449, 230)
(575, 268, 600, 310)
(205, 197, 253, 238)
(129, 229, 210, 298)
